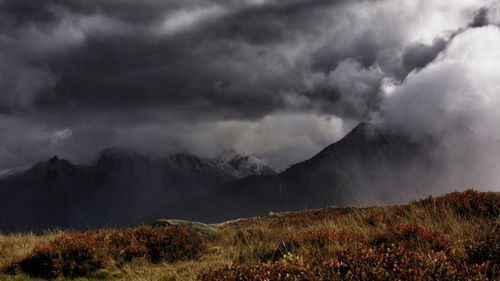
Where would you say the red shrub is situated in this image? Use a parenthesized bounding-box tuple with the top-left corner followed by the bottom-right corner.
(2, 225, 205, 278)
(465, 224, 500, 265)
(134, 225, 205, 263)
(371, 224, 453, 254)
(15, 231, 109, 279)
(200, 224, 483, 281)
(199, 244, 499, 281)
(108, 230, 148, 263)
(413, 190, 500, 218)
(365, 210, 382, 226)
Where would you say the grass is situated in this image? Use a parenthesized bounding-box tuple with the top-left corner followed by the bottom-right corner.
(151, 219, 216, 236)
(0, 189, 498, 280)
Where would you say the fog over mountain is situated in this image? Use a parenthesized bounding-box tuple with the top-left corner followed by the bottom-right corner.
(152, 121, 500, 223)
(1, 0, 500, 202)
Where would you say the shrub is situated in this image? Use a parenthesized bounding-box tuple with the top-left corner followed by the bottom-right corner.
(364, 210, 382, 226)
(2, 225, 205, 278)
(108, 230, 148, 264)
(199, 245, 499, 281)
(412, 189, 500, 218)
(15, 231, 108, 279)
(465, 223, 500, 265)
(134, 225, 205, 263)
(200, 224, 482, 281)
(371, 224, 453, 254)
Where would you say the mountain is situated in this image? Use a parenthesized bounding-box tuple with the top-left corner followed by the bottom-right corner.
(151, 123, 437, 223)
(210, 149, 276, 179)
(0, 149, 275, 233)
(0, 156, 88, 232)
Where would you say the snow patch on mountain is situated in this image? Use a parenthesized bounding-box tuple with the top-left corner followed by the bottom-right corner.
(210, 149, 276, 179)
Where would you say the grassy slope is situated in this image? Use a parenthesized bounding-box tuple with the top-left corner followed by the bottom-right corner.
(0, 190, 498, 280)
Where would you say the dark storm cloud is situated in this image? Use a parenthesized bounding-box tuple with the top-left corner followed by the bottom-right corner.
(470, 7, 489, 27)
(0, 0, 193, 25)
(0, 0, 350, 119)
(0, 0, 480, 117)
(401, 38, 448, 75)
(0, 0, 495, 170)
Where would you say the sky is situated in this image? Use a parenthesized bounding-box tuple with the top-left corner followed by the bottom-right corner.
(1, 0, 500, 171)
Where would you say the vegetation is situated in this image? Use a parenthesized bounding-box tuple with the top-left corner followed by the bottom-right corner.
(0, 189, 499, 280)
(1, 226, 205, 280)
(152, 219, 216, 236)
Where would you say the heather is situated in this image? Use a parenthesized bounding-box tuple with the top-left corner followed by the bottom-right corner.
(1, 225, 205, 279)
(0, 190, 498, 280)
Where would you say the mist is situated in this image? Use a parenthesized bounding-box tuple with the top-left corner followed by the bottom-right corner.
(379, 25, 500, 195)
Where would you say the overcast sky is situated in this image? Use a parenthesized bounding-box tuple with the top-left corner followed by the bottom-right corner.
(0, 0, 499, 171)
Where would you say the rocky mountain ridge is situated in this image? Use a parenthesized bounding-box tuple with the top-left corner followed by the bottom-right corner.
(151, 123, 437, 223)
(0, 149, 275, 233)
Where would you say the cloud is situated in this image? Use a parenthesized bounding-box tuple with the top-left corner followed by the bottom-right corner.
(0, 0, 485, 114)
(0, 116, 72, 169)
(0, 0, 497, 171)
(382, 26, 500, 139)
(154, 4, 225, 36)
(380, 25, 500, 191)
(0, 50, 55, 110)
(470, 8, 489, 27)
(283, 59, 384, 119)
(90, 111, 350, 170)
(401, 38, 448, 75)
(0, 111, 350, 171)
(487, 3, 500, 26)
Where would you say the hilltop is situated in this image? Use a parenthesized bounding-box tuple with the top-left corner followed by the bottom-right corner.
(0, 190, 498, 280)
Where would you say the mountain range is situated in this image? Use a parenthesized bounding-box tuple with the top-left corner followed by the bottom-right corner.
(2, 122, 470, 232)
(150, 123, 438, 223)
(0, 148, 275, 232)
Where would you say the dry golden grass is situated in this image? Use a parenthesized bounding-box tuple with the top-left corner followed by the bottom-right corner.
(0, 230, 63, 266)
(0, 190, 498, 280)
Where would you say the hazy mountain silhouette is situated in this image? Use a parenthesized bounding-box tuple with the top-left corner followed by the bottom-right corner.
(0, 149, 275, 233)
(151, 123, 436, 223)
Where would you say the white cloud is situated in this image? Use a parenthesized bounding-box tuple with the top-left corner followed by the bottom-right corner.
(50, 128, 73, 145)
(382, 25, 500, 139)
(486, 1, 500, 25)
(231, 113, 348, 169)
(155, 5, 225, 36)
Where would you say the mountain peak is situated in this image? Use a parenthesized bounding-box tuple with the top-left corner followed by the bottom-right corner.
(343, 122, 379, 140)
(211, 150, 275, 178)
(41, 155, 74, 169)
(48, 156, 60, 164)
(92, 147, 155, 178)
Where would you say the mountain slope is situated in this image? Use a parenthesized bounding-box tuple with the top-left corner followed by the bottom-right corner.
(0, 149, 275, 233)
(0, 156, 89, 232)
(151, 123, 435, 223)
